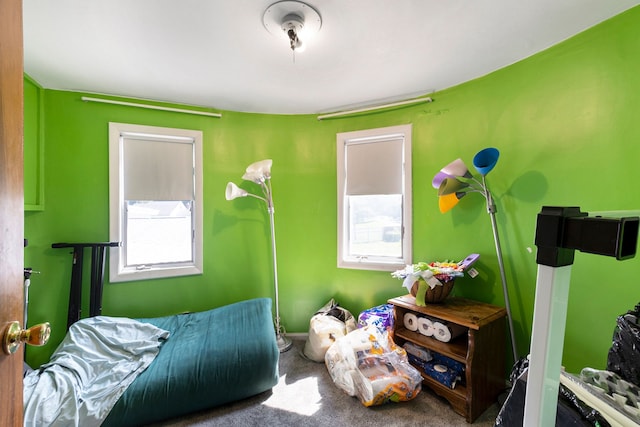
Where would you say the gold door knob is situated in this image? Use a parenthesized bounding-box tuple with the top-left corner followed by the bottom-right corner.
(2, 321, 51, 355)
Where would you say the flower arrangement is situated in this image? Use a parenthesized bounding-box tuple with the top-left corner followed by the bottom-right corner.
(392, 255, 479, 305)
(392, 261, 464, 291)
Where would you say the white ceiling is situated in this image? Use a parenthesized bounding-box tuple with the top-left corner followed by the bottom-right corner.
(23, 0, 640, 115)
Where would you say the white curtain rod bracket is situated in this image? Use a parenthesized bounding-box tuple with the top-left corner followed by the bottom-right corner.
(317, 96, 433, 120)
(81, 96, 222, 118)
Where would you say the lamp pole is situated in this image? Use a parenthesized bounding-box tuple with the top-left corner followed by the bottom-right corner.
(483, 177, 518, 363)
(267, 192, 292, 352)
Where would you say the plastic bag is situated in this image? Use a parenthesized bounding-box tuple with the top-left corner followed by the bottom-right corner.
(606, 303, 640, 387)
(580, 367, 640, 423)
(357, 303, 395, 332)
(324, 325, 422, 407)
(303, 299, 357, 362)
(495, 369, 611, 427)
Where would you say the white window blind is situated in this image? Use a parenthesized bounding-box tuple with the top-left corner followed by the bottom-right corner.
(123, 136, 195, 201)
(345, 137, 404, 195)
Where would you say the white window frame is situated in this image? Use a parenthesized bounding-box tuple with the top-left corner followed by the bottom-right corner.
(337, 124, 412, 271)
(108, 122, 203, 282)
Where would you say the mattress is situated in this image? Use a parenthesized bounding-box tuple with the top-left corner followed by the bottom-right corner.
(102, 297, 280, 426)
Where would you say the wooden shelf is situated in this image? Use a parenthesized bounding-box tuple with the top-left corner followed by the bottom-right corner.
(389, 294, 506, 329)
(395, 327, 467, 362)
(388, 295, 507, 423)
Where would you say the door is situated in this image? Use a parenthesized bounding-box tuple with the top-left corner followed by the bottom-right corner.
(0, 0, 25, 426)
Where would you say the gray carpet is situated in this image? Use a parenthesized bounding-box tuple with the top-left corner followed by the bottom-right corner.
(150, 337, 501, 427)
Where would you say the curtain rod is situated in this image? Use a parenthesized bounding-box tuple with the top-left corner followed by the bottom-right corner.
(81, 96, 222, 118)
(317, 96, 433, 120)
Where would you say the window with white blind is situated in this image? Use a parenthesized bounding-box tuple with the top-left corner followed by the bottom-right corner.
(337, 124, 412, 270)
(108, 122, 203, 282)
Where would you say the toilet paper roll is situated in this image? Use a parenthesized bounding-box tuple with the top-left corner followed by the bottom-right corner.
(432, 321, 467, 343)
(416, 316, 434, 337)
(403, 312, 419, 331)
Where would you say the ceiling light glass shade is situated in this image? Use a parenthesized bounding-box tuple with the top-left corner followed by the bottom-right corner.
(431, 171, 452, 189)
(283, 19, 306, 52)
(242, 159, 272, 183)
(438, 192, 465, 213)
(473, 147, 500, 176)
(291, 36, 305, 52)
(225, 182, 248, 200)
(438, 177, 469, 196)
(441, 158, 472, 179)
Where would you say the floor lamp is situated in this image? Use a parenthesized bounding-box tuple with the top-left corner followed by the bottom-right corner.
(226, 159, 293, 353)
(432, 147, 519, 364)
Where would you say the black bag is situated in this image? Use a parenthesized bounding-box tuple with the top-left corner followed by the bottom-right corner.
(606, 302, 640, 387)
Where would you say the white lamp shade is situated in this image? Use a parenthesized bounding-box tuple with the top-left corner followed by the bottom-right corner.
(242, 159, 272, 183)
(441, 158, 472, 179)
(225, 182, 248, 200)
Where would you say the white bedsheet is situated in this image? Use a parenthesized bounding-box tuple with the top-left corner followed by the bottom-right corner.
(23, 316, 169, 427)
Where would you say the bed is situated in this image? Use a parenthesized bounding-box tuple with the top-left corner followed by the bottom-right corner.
(24, 298, 280, 427)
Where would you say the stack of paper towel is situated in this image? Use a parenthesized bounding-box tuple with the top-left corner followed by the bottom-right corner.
(403, 312, 467, 343)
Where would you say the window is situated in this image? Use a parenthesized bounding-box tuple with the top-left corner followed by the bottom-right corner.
(337, 124, 412, 270)
(109, 123, 203, 282)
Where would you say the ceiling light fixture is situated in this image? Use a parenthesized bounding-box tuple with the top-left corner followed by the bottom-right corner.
(263, 1, 322, 58)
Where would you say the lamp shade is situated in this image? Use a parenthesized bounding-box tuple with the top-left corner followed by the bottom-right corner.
(225, 182, 248, 200)
(242, 159, 272, 183)
(438, 192, 465, 213)
(431, 171, 452, 189)
(441, 158, 472, 179)
(473, 147, 500, 176)
(438, 177, 469, 196)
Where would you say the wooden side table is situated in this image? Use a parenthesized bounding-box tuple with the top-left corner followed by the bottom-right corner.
(388, 295, 507, 423)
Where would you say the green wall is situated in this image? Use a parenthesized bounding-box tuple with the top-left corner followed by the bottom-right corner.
(24, 6, 640, 372)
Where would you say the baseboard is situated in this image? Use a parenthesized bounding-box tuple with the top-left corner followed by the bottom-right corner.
(285, 332, 308, 340)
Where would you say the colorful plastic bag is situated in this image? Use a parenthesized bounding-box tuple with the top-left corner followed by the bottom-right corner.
(324, 325, 422, 407)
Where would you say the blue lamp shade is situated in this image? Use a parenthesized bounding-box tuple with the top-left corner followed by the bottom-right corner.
(472, 147, 500, 176)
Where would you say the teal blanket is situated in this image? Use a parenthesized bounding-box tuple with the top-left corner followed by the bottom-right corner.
(23, 316, 169, 427)
(23, 298, 279, 427)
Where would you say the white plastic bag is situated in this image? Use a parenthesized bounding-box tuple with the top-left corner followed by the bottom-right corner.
(324, 325, 423, 407)
(303, 299, 357, 362)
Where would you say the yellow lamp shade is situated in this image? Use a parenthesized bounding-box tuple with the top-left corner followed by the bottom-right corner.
(439, 192, 464, 213)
